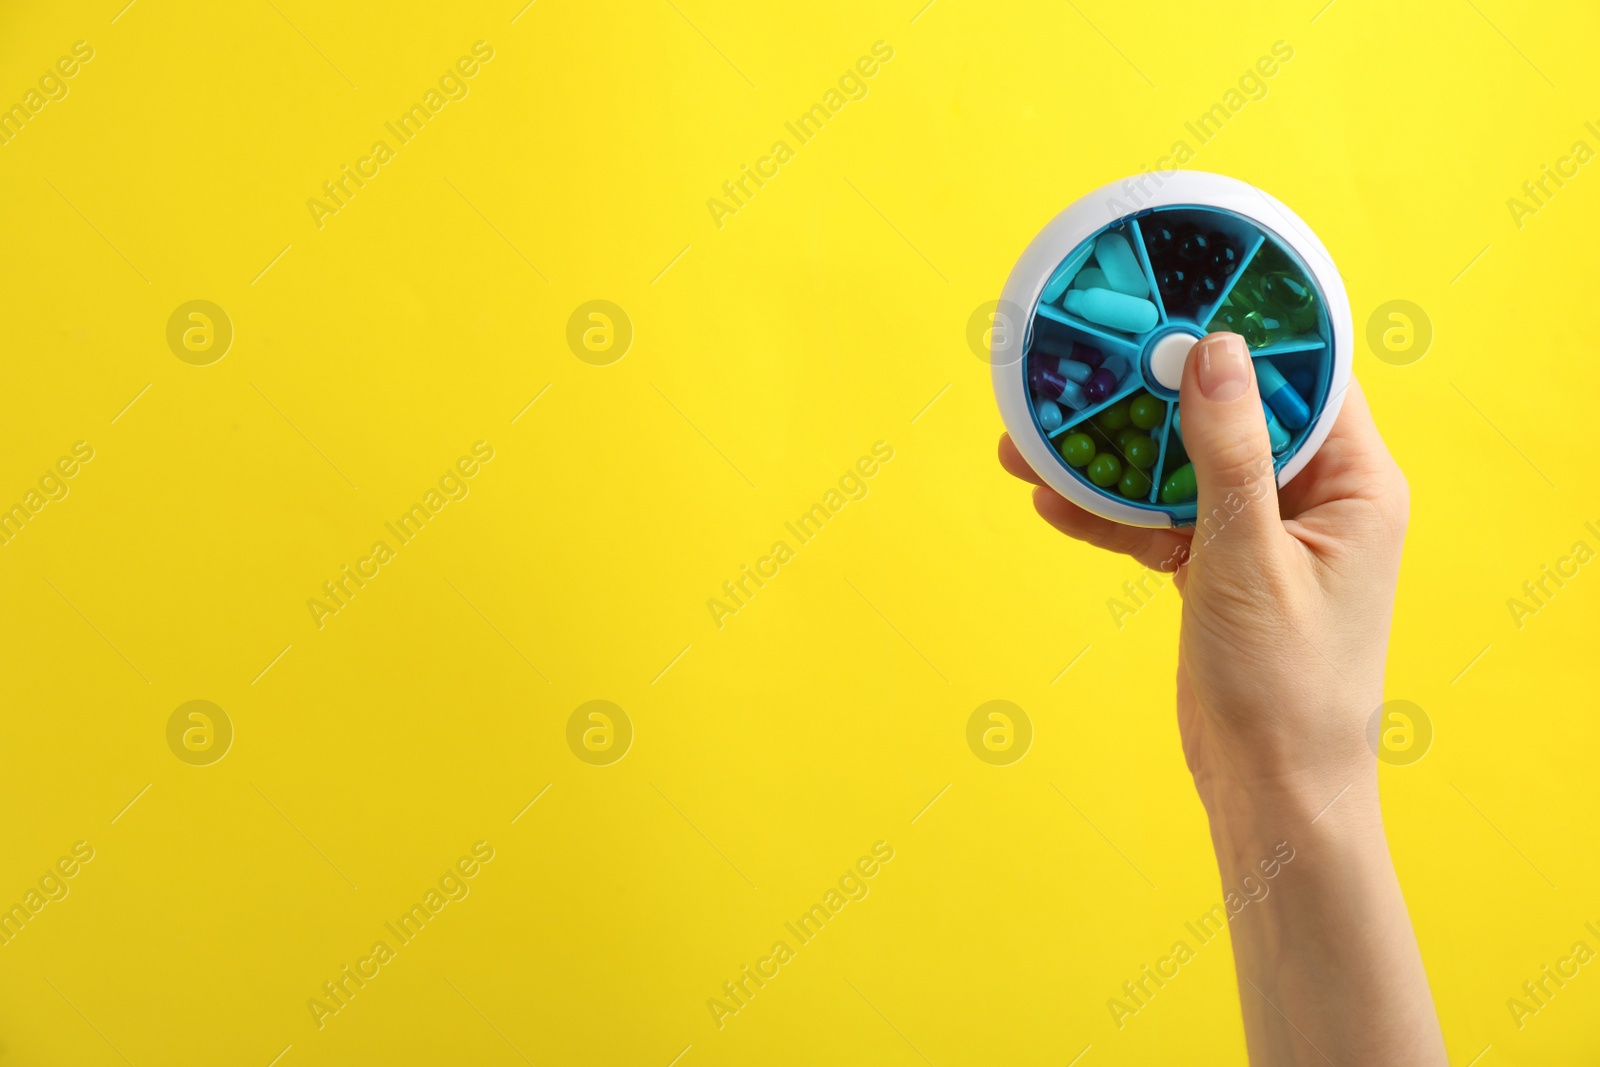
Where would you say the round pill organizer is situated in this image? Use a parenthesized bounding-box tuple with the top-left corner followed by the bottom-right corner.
(991, 171, 1352, 528)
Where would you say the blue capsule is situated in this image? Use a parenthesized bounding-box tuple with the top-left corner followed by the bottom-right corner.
(1174, 402, 1289, 453)
(1036, 398, 1064, 432)
(1256, 359, 1310, 429)
(1262, 401, 1290, 454)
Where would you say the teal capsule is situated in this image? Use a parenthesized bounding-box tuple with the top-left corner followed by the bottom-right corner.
(1262, 401, 1290, 454)
(1257, 359, 1310, 429)
(1073, 267, 1109, 291)
(1063, 288, 1159, 334)
(1094, 231, 1148, 298)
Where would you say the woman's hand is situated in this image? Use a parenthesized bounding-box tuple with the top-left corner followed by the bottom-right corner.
(999, 332, 1446, 1065)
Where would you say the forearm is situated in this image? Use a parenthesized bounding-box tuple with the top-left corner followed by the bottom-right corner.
(1209, 774, 1446, 1066)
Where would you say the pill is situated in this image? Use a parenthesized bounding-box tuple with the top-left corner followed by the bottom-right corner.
(1125, 434, 1158, 470)
(1156, 268, 1188, 305)
(1036, 398, 1063, 433)
(1116, 426, 1141, 450)
(1073, 267, 1109, 291)
(1188, 274, 1221, 309)
(1260, 271, 1312, 310)
(1143, 222, 1177, 261)
(1240, 310, 1280, 349)
(1059, 433, 1096, 467)
(1256, 359, 1310, 429)
(1094, 232, 1148, 298)
(1087, 453, 1122, 488)
(1035, 354, 1093, 383)
(1099, 352, 1130, 382)
(1096, 399, 1132, 431)
(1040, 242, 1095, 304)
(1063, 288, 1159, 334)
(1177, 231, 1210, 264)
(1261, 401, 1289, 454)
(1072, 344, 1105, 370)
(1119, 466, 1153, 499)
(1029, 361, 1088, 408)
(1171, 410, 1181, 439)
(1129, 394, 1164, 430)
(1084, 366, 1118, 403)
(1209, 233, 1238, 276)
(1160, 462, 1197, 504)
(1209, 302, 1243, 334)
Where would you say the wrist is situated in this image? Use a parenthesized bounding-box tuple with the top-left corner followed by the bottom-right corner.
(1204, 768, 1384, 875)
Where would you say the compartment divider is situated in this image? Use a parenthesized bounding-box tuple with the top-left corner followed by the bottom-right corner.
(1126, 218, 1167, 325)
(1147, 401, 1175, 504)
(1050, 380, 1145, 438)
(1039, 242, 1096, 306)
(1250, 338, 1327, 358)
(1199, 233, 1266, 327)
(1034, 304, 1144, 356)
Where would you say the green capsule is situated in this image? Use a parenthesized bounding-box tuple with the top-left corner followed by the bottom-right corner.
(1087, 453, 1122, 488)
(1260, 271, 1318, 333)
(1059, 432, 1096, 467)
(1160, 462, 1197, 504)
(1228, 276, 1265, 313)
(1125, 434, 1158, 470)
(1119, 466, 1153, 499)
(1240, 311, 1282, 349)
(1209, 302, 1244, 334)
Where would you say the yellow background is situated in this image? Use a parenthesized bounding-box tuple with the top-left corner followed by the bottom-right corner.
(1, 0, 1597, 1063)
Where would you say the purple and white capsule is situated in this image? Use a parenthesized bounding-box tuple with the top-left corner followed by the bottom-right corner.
(1029, 360, 1087, 408)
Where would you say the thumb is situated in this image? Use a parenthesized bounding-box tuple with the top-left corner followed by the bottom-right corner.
(1177, 332, 1280, 546)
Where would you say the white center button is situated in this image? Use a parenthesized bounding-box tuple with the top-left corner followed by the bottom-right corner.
(1149, 332, 1199, 391)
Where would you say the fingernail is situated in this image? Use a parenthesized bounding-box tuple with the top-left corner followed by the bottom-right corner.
(1196, 333, 1251, 402)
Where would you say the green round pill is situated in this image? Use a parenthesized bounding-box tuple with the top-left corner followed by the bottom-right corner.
(1116, 426, 1141, 450)
(1059, 433, 1096, 467)
(1125, 434, 1158, 470)
(1094, 400, 1131, 432)
(1119, 467, 1152, 499)
(1128, 394, 1164, 430)
(1086, 453, 1122, 488)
